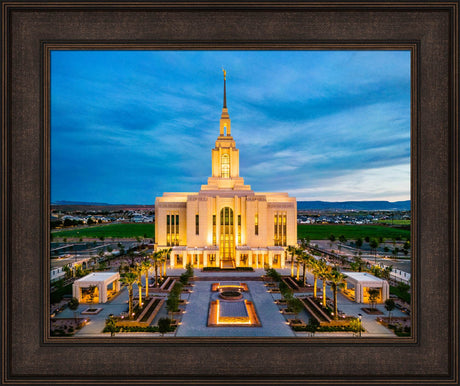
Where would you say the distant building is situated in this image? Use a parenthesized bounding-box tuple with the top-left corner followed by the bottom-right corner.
(155, 71, 297, 269)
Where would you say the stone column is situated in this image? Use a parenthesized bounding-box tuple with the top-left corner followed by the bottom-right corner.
(204, 251, 208, 268)
(268, 251, 273, 268)
(281, 251, 285, 269)
(235, 251, 240, 267)
(99, 284, 107, 303)
(72, 283, 79, 301)
(183, 253, 187, 269)
(248, 251, 253, 267)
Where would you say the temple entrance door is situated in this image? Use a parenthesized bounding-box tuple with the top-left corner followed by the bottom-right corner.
(219, 207, 234, 268)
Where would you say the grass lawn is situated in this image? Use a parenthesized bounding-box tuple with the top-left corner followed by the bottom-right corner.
(390, 285, 411, 303)
(52, 223, 155, 239)
(376, 219, 411, 225)
(53, 223, 409, 241)
(298, 224, 410, 241)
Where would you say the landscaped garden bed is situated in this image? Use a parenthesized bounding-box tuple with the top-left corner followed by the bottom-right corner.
(361, 307, 384, 315)
(50, 317, 89, 336)
(377, 316, 411, 337)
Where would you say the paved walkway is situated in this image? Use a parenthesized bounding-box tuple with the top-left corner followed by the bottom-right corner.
(176, 280, 294, 337)
(53, 267, 406, 338)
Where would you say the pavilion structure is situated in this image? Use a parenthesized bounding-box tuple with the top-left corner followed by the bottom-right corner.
(342, 271, 390, 304)
(72, 272, 120, 304)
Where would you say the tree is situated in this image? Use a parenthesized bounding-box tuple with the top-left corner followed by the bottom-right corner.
(369, 238, 379, 256)
(327, 269, 347, 320)
(120, 271, 137, 319)
(166, 292, 179, 320)
(287, 296, 303, 320)
(350, 317, 362, 337)
(140, 258, 152, 299)
(135, 264, 143, 308)
(279, 281, 293, 301)
(63, 264, 72, 279)
(105, 315, 117, 337)
(294, 247, 303, 281)
(159, 248, 171, 280)
(299, 252, 309, 287)
(150, 251, 163, 287)
(328, 234, 336, 248)
(368, 288, 380, 309)
(384, 299, 396, 324)
(381, 265, 393, 281)
(355, 238, 363, 250)
(311, 259, 325, 299)
(305, 317, 319, 336)
(68, 297, 79, 322)
(158, 317, 171, 336)
(302, 236, 311, 247)
(338, 235, 347, 244)
(287, 245, 297, 278)
(318, 261, 331, 307)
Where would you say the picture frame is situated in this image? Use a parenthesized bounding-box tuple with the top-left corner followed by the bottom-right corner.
(2, 1, 458, 384)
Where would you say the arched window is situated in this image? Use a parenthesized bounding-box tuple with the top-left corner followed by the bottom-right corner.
(221, 154, 230, 178)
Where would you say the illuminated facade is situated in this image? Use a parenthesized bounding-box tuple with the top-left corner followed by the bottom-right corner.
(155, 71, 297, 269)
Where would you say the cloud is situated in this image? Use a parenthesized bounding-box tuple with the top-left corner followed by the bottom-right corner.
(51, 50, 410, 204)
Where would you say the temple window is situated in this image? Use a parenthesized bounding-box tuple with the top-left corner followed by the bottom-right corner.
(221, 154, 230, 178)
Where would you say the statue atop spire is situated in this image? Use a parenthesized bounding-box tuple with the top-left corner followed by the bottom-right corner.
(222, 68, 227, 109)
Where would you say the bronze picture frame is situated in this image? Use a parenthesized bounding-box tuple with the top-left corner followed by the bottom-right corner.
(2, 1, 458, 384)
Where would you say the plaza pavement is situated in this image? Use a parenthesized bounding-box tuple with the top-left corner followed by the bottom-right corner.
(176, 280, 294, 337)
(54, 266, 407, 338)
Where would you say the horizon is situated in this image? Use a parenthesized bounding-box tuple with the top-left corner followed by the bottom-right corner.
(52, 199, 411, 206)
(51, 51, 411, 204)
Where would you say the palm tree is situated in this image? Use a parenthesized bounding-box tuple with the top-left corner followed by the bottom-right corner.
(150, 251, 163, 287)
(135, 264, 143, 308)
(295, 247, 303, 281)
(140, 258, 151, 299)
(298, 251, 308, 286)
(310, 258, 322, 299)
(160, 248, 171, 280)
(120, 271, 137, 319)
(287, 245, 297, 278)
(327, 269, 347, 320)
(318, 261, 331, 308)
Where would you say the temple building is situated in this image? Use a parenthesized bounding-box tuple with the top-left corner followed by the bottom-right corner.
(155, 71, 297, 269)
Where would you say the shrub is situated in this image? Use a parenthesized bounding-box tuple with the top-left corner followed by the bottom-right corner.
(158, 317, 172, 335)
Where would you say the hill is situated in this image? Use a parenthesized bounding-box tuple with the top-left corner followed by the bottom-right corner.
(297, 200, 410, 211)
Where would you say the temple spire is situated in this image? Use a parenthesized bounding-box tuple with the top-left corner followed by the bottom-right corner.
(223, 68, 227, 108)
(219, 68, 231, 137)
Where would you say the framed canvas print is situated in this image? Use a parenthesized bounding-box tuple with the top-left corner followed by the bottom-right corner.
(1, 1, 458, 384)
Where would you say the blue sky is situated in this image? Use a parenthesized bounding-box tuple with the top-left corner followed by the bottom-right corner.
(51, 50, 410, 204)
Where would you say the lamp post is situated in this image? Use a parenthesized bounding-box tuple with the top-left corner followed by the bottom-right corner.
(358, 313, 362, 337)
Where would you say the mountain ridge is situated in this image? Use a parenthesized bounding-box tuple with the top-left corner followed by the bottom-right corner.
(52, 200, 411, 211)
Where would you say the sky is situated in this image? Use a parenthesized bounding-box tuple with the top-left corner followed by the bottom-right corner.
(51, 50, 411, 204)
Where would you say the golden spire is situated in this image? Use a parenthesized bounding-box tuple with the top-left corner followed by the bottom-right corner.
(222, 68, 227, 109)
